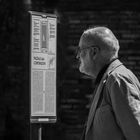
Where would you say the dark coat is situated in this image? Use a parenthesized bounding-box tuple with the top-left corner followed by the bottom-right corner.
(85, 59, 140, 140)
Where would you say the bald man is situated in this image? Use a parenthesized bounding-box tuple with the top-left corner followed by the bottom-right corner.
(76, 27, 140, 140)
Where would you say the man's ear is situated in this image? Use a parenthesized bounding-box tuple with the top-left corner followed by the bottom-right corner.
(91, 47, 99, 59)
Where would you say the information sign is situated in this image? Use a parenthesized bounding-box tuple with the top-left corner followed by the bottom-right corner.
(29, 11, 57, 123)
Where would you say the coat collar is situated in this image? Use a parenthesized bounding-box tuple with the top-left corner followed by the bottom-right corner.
(106, 59, 122, 78)
(85, 59, 123, 134)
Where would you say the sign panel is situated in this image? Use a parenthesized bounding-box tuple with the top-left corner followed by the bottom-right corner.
(29, 11, 57, 123)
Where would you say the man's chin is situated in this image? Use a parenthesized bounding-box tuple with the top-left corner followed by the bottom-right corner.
(79, 67, 85, 73)
(79, 67, 95, 79)
(79, 67, 88, 75)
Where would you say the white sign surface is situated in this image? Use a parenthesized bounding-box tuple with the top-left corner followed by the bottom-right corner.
(30, 12, 57, 121)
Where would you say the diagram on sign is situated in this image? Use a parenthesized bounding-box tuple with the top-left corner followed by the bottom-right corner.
(48, 55, 55, 69)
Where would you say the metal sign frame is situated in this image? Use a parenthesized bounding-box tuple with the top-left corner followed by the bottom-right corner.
(29, 11, 57, 123)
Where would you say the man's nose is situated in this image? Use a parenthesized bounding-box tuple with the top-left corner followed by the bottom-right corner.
(76, 52, 80, 60)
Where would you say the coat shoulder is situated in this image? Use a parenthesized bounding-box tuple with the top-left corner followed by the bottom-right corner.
(106, 64, 140, 88)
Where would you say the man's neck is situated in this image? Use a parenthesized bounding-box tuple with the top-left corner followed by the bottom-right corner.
(95, 58, 118, 85)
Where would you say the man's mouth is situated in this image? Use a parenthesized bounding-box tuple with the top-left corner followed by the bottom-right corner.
(76, 60, 81, 68)
(78, 60, 81, 65)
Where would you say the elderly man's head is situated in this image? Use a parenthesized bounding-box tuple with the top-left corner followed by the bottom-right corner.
(77, 26, 119, 78)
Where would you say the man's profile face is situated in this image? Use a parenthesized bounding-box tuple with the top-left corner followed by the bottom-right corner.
(77, 35, 93, 76)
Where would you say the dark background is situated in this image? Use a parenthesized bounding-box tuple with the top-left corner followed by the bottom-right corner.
(0, 0, 140, 140)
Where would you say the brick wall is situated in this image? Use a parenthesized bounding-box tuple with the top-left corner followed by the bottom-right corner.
(0, 0, 28, 140)
(0, 0, 140, 140)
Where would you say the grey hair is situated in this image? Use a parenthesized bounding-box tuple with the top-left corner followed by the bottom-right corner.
(83, 26, 120, 60)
